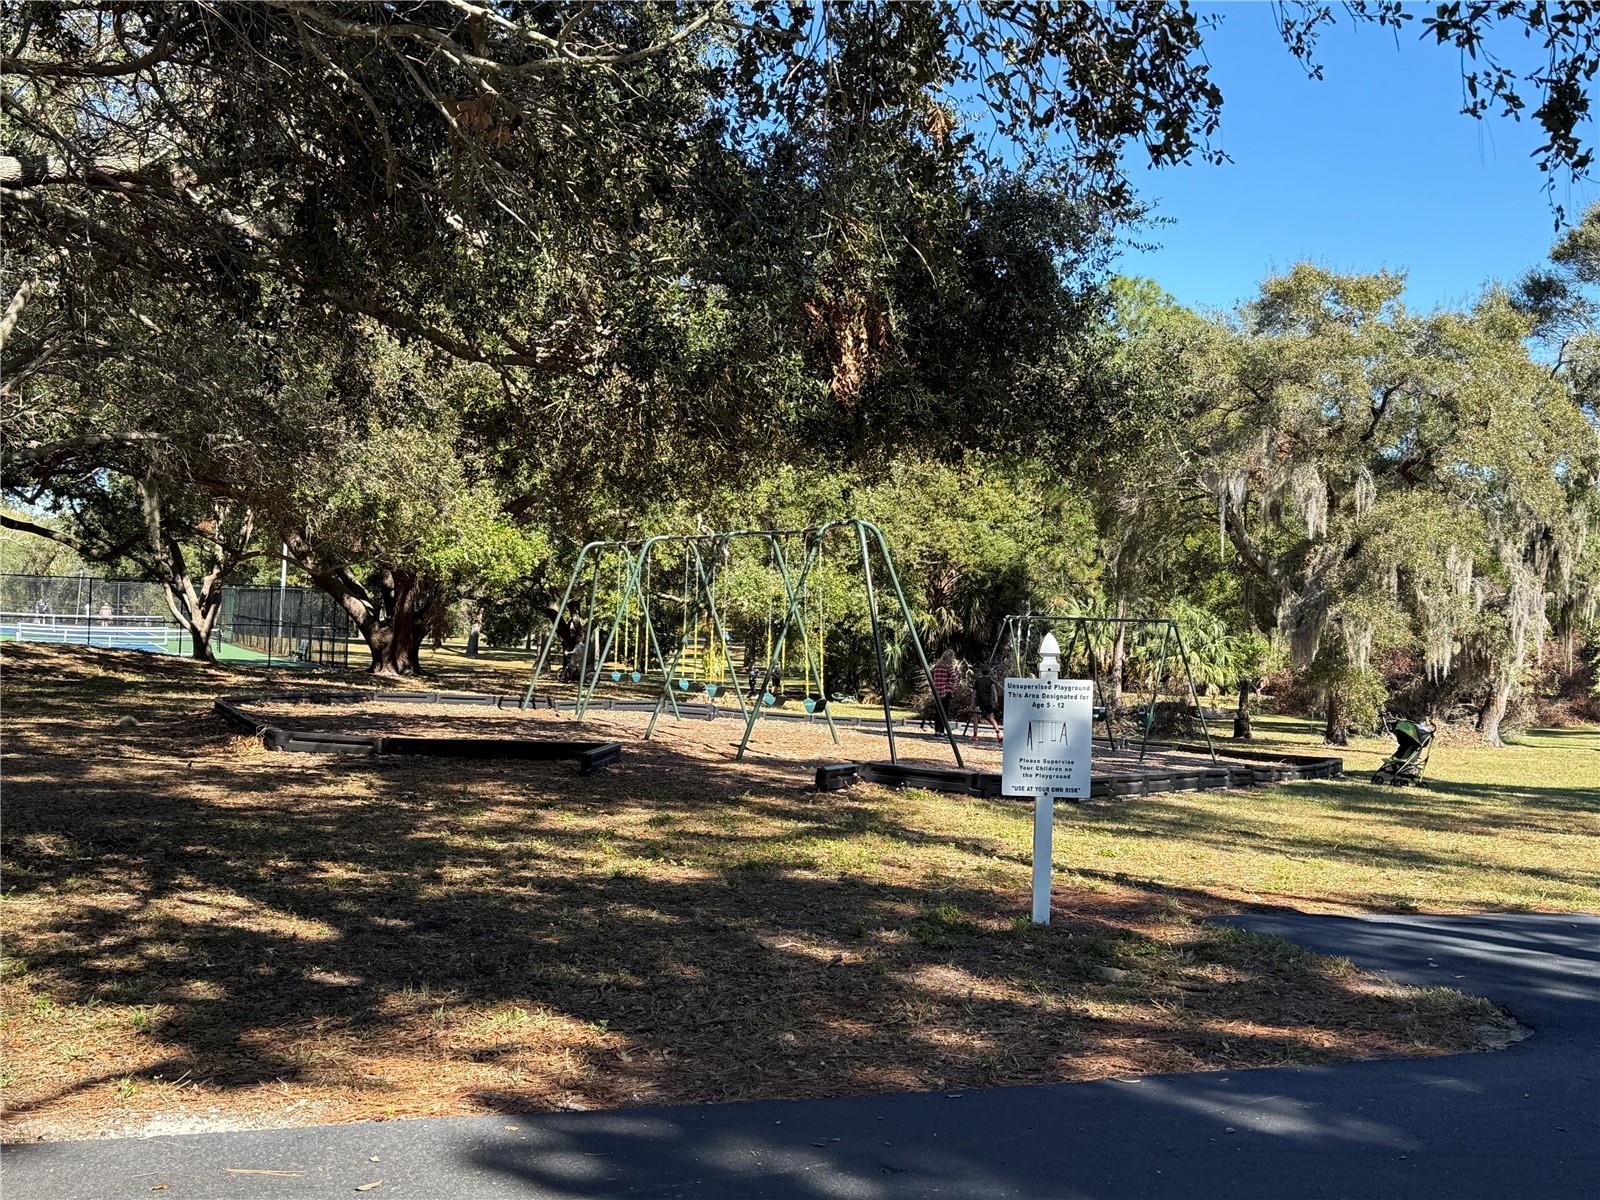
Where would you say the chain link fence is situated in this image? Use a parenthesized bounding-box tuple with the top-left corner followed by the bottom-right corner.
(219, 586, 353, 669)
(0, 574, 354, 668)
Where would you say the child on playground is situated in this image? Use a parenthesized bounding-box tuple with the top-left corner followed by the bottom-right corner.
(971, 663, 1002, 743)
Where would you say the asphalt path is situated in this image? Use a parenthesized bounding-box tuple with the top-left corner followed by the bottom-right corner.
(5, 913, 1595, 1199)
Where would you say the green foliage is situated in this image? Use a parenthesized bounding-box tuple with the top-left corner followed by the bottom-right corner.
(693, 458, 1097, 696)
(307, 425, 540, 605)
(1163, 602, 1235, 692)
(1231, 631, 1285, 686)
(5, 5, 1599, 698)
(1097, 260, 1598, 739)
(1308, 643, 1389, 739)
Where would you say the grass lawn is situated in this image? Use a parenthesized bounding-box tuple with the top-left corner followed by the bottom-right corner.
(416, 640, 536, 689)
(1018, 715, 1600, 914)
(2, 644, 1588, 1142)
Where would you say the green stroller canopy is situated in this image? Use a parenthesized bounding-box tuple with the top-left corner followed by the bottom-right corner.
(1390, 719, 1434, 759)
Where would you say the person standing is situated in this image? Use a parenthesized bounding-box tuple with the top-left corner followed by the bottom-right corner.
(971, 664, 1002, 743)
(931, 649, 959, 734)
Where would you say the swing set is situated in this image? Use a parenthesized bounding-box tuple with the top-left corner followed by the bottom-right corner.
(994, 612, 1218, 764)
(522, 520, 964, 766)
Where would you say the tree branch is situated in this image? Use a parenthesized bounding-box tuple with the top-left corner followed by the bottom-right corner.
(4, 433, 172, 479)
(0, 18, 183, 78)
(1361, 383, 1401, 443)
(0, 275, 37, 351)
(1223, 502, 1285, 595)
(270, 2, 716, 77)
(0, 512, 144, 564)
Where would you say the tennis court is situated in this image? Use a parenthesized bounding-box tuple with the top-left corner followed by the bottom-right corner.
(0, 577, 357, 669)
(0, 614, 331, 663)
(0, 614, 182, 654)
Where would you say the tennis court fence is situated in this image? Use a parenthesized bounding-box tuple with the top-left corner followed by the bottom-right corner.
(0, 574, 356, 669)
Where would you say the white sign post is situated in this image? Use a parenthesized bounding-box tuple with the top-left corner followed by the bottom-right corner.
(1002, 675, 1093, 924)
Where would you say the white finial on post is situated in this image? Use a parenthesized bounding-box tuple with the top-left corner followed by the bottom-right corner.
(1038, 631, 1061, 680)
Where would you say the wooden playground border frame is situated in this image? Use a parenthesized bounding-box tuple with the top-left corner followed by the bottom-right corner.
(213, 692, 622, 772)
(815, 745, 1344, 798)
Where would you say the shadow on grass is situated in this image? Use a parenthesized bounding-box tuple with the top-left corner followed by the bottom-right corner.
(0, 644, 1522, 1135)
(1421, 778, 1599, 810)
(1046, 772, 1599, 894)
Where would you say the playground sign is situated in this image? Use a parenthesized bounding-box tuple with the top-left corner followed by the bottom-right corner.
(1003, 676, 1094, 926)
(1002, 677, 1093, 800)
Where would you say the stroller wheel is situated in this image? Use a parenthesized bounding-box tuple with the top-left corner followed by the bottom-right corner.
(1370, 773, 1388, 785)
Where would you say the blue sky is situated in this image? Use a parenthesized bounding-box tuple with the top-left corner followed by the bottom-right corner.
(1114, 7, 1598, 314)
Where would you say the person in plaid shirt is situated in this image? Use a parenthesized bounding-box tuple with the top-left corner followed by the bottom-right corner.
(931, 650, 959, 733)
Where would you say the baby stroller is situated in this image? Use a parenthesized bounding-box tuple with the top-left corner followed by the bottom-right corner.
(1371, 716, 1435, 786)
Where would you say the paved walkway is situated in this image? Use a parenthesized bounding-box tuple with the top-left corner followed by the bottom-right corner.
(5, 913, 1595, 1199)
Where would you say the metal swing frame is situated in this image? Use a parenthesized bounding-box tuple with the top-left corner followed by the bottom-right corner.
(522, 531, 829, 732)
(636, 530, 836, 742)
(735, 519, 963, 768)
(521, 539, 685, 721)
(994, 612, 1218, 765)
(523, 520, 963, 767)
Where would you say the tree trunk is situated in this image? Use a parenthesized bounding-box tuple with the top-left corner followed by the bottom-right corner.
(154, 576, 219, 663)
(1233, 679, 1253, 740)
(282, 531, 427, 677)
(139, 482, 255, 665)
(1324, 692, 1348, 746)
(167, 547, 232, 664)
(410, 605, 430, 669)
(174, 578, 224, 661)
(1476, 683, 1511, 747)
(544, 600, 585, 681)
(363, 568, 425, 676)
(359, 619, 426, 676)
(1106, 598, 1127, 710)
